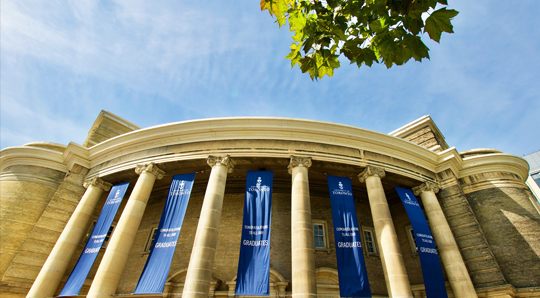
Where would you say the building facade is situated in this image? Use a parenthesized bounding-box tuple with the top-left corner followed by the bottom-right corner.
(1, 111, 539, 298)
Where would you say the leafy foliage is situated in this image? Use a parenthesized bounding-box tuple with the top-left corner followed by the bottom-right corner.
(261, 0, 458, 80)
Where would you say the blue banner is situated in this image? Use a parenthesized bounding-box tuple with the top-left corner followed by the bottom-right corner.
(59, 182, 130, 296)
(394, 186, 448, 298)
(327, 175, 371, 298)
(235, 171, 273, 296)
(134, 173, 196, 294)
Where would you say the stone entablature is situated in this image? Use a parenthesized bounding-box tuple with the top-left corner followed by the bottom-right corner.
(23, 142, 67, 153)
(0, 146, 67, 173)
(1, 117, 529, 185)
(459, 171, 529, 194)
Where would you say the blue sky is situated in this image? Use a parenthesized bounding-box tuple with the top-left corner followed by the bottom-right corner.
(1, 1, 539, 157)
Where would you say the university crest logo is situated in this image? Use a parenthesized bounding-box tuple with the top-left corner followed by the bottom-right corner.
(332, 181, 352, 196)
(249, 177, 270, 192)
(403, 192, 419, 206)
(179, 180, 185, 191)
(172, 180, 190, 196)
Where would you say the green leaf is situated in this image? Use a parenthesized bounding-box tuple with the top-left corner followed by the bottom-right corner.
(341, 38, 365, 61)
(332, 26, 347, 41)
(386, 0, 413, 15)
(302, 36, 314, 53)
(260, 0, 272, 14)
(403, 34, 430, 61)
(327, 54, 341, 69)
(318, 65, 328, 79)
(289, 9, 307, 32)
(376, 36, 399, 68)
(260, 0, 293, 27)
(369, 17, 388, 33)
(334, 15, 348, 34)
(299, 55, 317, 80)
(425, 8, 459, 43)
(403, 5, 424, 35)
(354, 48, 378, 67)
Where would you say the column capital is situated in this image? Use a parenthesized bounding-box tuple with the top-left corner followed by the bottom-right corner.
(83, 177, 112, 191)
(287, 155, 312, 174)
(135, 163, 165, 179)
(412, 181, 440, 195)
(207, 155, 234, 173)
(358, 166, 385, 183)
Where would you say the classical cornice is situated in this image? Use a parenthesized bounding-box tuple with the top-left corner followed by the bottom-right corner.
(86, 117, 441, 171)
(435, 147, 463, 176)
(389, 115, 449, 150)
(0, 146, 67, 173)
(0, 142, 94, 175)
(459, 148, 502, 158)
(23, 142, 67, 153)
(458, 153, 529, 180)
(80, 118, 528, 182)
(2, 117, 528, 183)
(433, 148, 528, 182)
(83, 110, 141, 147)
(97, 110, 141, 131)
(63, 142, 91, 171)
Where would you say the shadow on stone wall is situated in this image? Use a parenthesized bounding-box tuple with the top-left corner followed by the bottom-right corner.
(466, 187, 540, 288)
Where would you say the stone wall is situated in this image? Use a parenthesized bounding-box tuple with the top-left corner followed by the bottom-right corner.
(462, 172, 540, 287)
(1, 171, 87, 298)
(436, 169, 506, 288)
(0, 180, 59, 279)
(0, 165, 66, 298)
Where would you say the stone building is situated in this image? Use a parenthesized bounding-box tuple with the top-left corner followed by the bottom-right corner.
(1, 111, 539, 298)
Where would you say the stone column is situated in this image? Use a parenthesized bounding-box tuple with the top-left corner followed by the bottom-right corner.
(359, 166, 413, 298)
(288, 156, 317, 298)
(87, 163, 164, 298)
(413, 182, 478, 298)
(27, 177, 112, 298)
(182, 155, 234, 298)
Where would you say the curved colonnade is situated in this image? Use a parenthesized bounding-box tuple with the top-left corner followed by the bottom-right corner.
(1, 113, 539, 298)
